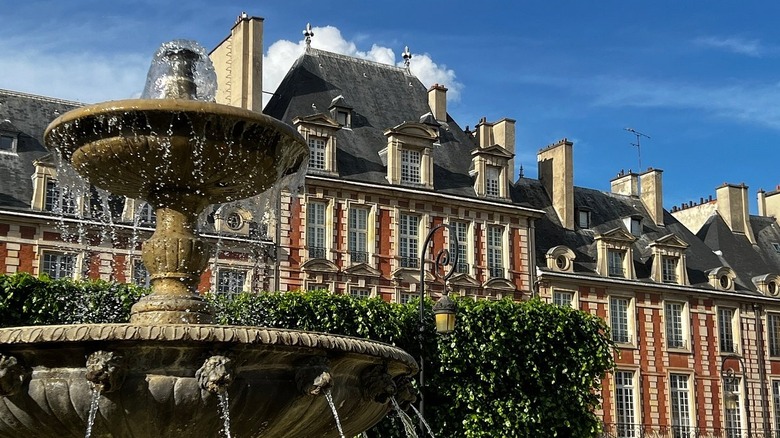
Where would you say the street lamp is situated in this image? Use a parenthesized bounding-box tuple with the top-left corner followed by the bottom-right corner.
(418, 223, 459, 431)
(721, 354, 751, 436)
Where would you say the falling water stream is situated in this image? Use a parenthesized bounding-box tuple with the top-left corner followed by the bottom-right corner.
(324, 389, 345, 438)
(390, 397, 418, 438)
(84, 384, 102, 438)
(217, 391, 232, 438)
(409, 404, 435, 438)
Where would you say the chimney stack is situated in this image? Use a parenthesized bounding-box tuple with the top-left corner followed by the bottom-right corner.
(758, 186, 780, 221)
(427, 84, 448, 122)
(493, 118, 516, 174)
(716, 183, 756, 243)
(640, 168, 664, 226)
(475, 117, 493, 148)
(210, 15, 264, 112)
(538, 139, 574, 229)
(610, 170, 639, 197)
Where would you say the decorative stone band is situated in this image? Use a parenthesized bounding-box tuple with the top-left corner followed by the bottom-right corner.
(0, 324, 419, 370)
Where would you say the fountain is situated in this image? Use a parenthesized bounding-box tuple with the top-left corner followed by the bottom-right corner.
(0, 40, 417, 437)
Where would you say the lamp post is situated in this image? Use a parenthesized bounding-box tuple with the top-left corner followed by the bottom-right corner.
(418, 223, 458, 433)
(721, 354, 751, 437)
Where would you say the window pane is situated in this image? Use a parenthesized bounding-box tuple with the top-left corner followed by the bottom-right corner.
(401, 149, 421, 184)
(608, 250, 625, 277)
(450, 221, 468, 274)
(0, 135, 14, 151)
(486, 165, 500, 197)
(615, 371, 636, 437)
(553, 291, 574, 307)
(719, 308, 736, 353)
(309, 137, 327, 170)
(610, 297, 631, 343)
(662, 257, 678, 283)
(307, 203, 327, 258)
(132, 259, 150, 287)
(487, 226, 503, 278)
(665, 302, 685, 348)
(399, 214, 419, 268)
(217, 269, 246, 296)
(670, 374, 691, 438)
(770, 314, 780, 357)
(42, 252, 75, 279)
(348, 208, 368, 262)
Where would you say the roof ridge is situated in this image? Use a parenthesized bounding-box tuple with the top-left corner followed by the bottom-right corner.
(0, 88, 84, 106)
(307, 48, 413, 75)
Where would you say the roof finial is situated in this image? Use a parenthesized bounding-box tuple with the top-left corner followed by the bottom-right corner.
(303, 23, 314, 49)
(402, 46, 412, 70)
(519, 164, 524, 179)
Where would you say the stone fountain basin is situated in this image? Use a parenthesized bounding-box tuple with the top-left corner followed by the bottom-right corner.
(44, 99, 308, 205)
(0, 324, 417, 438)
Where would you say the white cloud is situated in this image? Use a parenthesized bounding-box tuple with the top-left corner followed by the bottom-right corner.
(694, 36, 763, 57)
(263, 25, 462, 105)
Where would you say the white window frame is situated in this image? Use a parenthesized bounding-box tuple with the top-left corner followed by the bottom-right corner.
(610, 296, 634, 345)
(724, 376, 744, 438)
(400, 149, 421, 184)
(485, 165, 501, 197)
(398, 291, 413, 304)
(669, 373, 694, 438)
(553, 290, 575, 307)
(308, 136, 327, 171)
(132, 258, 150, 288)
(41, 251, 77, 279)
(348, 207, 369, 264)
(216, 268, 247, 297)
(306, 201, 328, 259)
(577, 209, 591, 229)
(614, 370, 639, 438)
(0, 133, 17, 154)
(398, 213, 419, 269)
(487, 225, 504, 278)
(772, 379, 780, 437)
(608, 249, 627, 278)
(450, 220, 469, 275)
(44, 178, 77, 215)
(662, 256, 679, 284)
(664, 300, 689, 350)
(717, 306, 739, 354)
(349, 287, 371, 299)
(769, 312, 780, 358)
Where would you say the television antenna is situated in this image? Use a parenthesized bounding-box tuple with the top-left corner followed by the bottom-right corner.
(624, 127, 650, 170)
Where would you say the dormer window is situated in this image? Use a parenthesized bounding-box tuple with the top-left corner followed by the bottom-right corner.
(546, 245, 575, 272)
(577, 209, 591, 229)
(308, 136, 327, 170)
(753, 274, 780, 297)
(335, 110, 350, 127)
(595, 228, 636, 279)
(649, 234, 689, 285)
(329, 95, 352, 128)
(401, 149, 421, 184)
(608, 249, 626, 277)
(0, 133, 16, 153)
(623, 215, 642, 236)
(380, 122, 437, 189)
(293, 114, 341, 175)
(708, 266, 737, 291)
(485, 165, 501, 197)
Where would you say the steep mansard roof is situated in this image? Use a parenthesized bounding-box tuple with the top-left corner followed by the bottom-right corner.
(264, 48, 479, 198)
(0, 89, 82, 209)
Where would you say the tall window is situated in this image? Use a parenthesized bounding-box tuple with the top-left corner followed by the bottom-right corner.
(662, 256, 679, 283)
(670, 374, 692, 438)
(216, 269, 246, 297)
(610, 297, 631, 343)
(614, 370, 637, 438)
(308, 137, 327, 170)
(42, 252, 76, 279)
(307, 202, 327, 259)
(485, 165, 500, 197)
(718, 307, 737, 353)
(132, 259, 150, 287)
(608, 249, 626, 277)
(553, 291, 574, 307)
(44, 180, 76, 215)
(724, 378, 742, 438)
(665, 301, 686, 349)
(450, 221, 468, 274)
(399, 213, 419, 268)
(348, 208, 368, 263)
(769, 313, 780, 357)
(487, 225, 504, 278)
(400, 149, 421, 184)
(772, 380, 780, 438)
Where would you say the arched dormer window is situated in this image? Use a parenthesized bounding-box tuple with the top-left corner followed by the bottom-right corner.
(379, 122, 437, 189)
(753, 273, 780, 296)
(546, 245, 575, 272)
(293, 113, 341, 175)
(649, 234, 689, 285)
(708, 266, 737, 291)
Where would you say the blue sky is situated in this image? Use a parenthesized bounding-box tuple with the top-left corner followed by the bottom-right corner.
(2, 1, 778, 213)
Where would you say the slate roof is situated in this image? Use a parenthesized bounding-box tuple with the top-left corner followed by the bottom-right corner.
(516, 177, 738, 292)
(264, 49, 480, 198)
(0, 89, 82, 209)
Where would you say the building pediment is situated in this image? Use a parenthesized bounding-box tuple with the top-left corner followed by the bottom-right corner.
(483, 277, 516, 291)
(384, 122, 438, 141)
(391, 268, 434, 284)
(293, 113, 341, 130)
(595, 227, 637, 244)
(449, 273, 481, 288)
(344, 263, 382, 278)
(301, 258, 339, 274)
(649, 234, 689, 250)
(471, 144, 514, 159)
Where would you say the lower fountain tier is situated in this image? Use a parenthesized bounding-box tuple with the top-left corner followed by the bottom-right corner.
(0, 324, 418, 438)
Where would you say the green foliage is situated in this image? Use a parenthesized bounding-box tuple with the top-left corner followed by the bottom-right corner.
(0, 274, 614, 437)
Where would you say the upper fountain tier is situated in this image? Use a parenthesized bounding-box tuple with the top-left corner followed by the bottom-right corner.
(43, 40, 307, 210)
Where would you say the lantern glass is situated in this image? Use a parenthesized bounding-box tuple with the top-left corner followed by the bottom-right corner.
(435, 311, 456, 334)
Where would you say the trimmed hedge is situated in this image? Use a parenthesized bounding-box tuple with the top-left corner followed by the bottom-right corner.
(0, 273, 614, 437)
